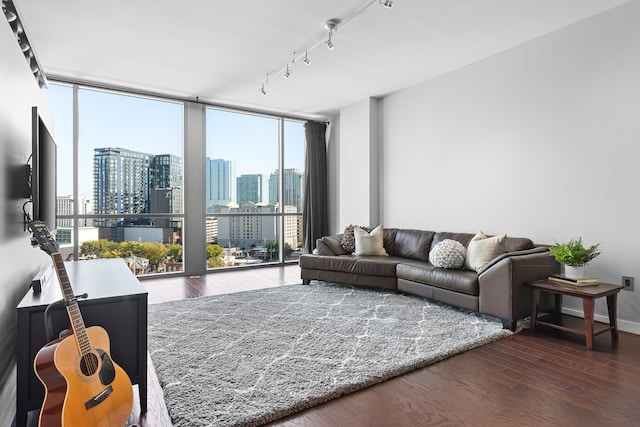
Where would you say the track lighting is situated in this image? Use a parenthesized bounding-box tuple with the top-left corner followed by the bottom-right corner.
(19, 36, 30, 52)
(258, 1, 394, 96)
(325, 19, 340, 51)
(2, 3, 16, 22)
(2, 0, 47, 88)
(325, 36, 334, 51)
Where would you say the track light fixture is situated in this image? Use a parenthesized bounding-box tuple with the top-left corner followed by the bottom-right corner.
(324, 19, 340, 51)
(2, 2, 17, 22)
(2, 0, 47, 88)
(259, 0, 393, 95)
(325, 36, 334, 51)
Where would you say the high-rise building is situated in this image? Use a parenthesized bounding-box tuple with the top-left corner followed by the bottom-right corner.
(149, 154, 183, 227)
(93, 147, 152, 215)
(268, 169, 303, 212)
(151, 154, 182, 190)
(206, 158, 235, 211)
(237, 174, 266, 205)
(206, 216, 218, 244)
(56, 195, 92, 227)
(216, 202, 298, 249)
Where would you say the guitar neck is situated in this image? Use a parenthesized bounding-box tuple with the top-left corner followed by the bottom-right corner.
(51, 253, 92, 356)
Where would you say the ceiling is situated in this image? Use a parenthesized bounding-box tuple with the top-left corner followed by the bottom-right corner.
(15, 0, 630, 119)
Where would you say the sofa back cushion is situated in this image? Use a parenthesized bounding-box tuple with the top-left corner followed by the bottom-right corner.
(431, 232, 533, 253)
(392, 229, 435, 261)
(382, 228, 398, 254)
(431, 232, 475, 252)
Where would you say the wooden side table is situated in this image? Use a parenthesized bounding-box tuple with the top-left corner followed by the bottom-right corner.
(528, 279, 623, 350)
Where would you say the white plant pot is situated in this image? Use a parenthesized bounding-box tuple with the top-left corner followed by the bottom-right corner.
(564, 265, 584, 279)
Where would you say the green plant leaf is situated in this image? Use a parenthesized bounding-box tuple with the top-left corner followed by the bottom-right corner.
(549, 237, 601, 266)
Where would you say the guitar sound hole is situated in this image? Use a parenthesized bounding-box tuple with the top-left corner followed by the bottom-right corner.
(80, 353, 100, 376)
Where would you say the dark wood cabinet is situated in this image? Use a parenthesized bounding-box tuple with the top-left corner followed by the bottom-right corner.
(16, 258, 147, 427)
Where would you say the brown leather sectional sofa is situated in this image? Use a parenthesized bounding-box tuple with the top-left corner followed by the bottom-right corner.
(299, 228, 560, 330)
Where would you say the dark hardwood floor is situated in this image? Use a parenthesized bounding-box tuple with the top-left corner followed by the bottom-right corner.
(32, 265, 640, 427)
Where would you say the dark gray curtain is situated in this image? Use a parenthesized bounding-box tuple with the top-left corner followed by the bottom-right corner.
(303, 121, 328, 254)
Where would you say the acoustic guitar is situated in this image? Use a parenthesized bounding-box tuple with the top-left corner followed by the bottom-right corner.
(29, 221, 133, 427)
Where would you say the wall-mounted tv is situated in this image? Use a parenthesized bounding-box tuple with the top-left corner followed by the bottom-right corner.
(31, 106, 57, 231)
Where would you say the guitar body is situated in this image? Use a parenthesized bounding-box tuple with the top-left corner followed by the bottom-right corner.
(34, 326, 133, 427)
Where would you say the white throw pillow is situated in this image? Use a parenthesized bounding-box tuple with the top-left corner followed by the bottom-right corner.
(429, 239, 466, 269)
(464, 231, 506, 272)
(353, 225, 389, 256)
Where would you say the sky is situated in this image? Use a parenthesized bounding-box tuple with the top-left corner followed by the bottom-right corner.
(42, 83, 305, 199)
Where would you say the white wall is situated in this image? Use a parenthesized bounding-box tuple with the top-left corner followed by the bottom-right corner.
(340, 1, 640, 332)
(338, 98, 381, 230)
(0, 16, 54, 425)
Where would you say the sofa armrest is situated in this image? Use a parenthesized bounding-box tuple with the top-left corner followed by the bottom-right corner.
(478, 247, 560, 325)
(316, 235, 348, 256)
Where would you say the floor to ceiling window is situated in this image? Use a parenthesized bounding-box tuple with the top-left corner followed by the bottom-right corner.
(43, 82, 305, 276)
(205, 108, 305, 269)
(43, 83, 184, 275)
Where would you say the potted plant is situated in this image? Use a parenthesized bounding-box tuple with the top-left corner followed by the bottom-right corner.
(549, 238, 601, 279)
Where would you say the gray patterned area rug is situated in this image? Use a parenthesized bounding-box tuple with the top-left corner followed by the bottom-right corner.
(147, 282, 512, 427)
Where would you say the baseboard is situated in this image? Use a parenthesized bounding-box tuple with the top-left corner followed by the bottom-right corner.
(562, 308, 640, 335)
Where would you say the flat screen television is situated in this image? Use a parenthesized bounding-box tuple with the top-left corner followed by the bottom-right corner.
(31, 106, 57, 231)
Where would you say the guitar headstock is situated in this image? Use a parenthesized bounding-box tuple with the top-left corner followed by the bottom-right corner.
(28, 221, 59, 255)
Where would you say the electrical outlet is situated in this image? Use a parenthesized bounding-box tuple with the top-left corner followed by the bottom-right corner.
(622, 276, 634, 291)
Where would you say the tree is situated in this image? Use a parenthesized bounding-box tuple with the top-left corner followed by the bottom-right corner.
(206, 243, 225, 268)
(80, 239, 119, 258)
(136, 242, 167, 272)
(265, 242, 295, 260)
(166, 244, 182, 263)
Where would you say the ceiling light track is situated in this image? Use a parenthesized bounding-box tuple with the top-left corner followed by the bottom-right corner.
(2, 0, 47, 88)
(259, 0, 393, 95)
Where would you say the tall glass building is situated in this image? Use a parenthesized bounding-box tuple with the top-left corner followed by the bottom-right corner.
(236, 174, 266, 205)
(93, 147, 152, 216)
(268, 169, 304, 212)
(206, 158, 236, 211)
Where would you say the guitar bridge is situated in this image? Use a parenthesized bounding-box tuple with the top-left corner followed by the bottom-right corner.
(84, 385, 113, 410)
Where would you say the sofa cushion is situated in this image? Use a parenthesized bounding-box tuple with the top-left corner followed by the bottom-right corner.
(299, 254, 404, 277)
(392, 229, 435, 261)
(464, 231, 506, 272)
(299, 255, 357, 273)
(396, 263, 479, 296)
(431, 232, 475, 252)
(351, 256, 402, 276)
(341, 225, 371, 253)
(354, 225, 389, 256)
(429, 239, 466, 269)
(382, 228, 398, 254)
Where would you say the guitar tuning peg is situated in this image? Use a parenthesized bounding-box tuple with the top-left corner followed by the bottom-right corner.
(30, 238, 38, 246)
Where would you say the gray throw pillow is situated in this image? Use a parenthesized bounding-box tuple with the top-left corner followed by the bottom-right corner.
(429, 239, 466, 269)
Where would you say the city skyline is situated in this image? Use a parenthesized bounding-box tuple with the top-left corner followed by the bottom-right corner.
(42, 83, 305, 201)
(88, 146, 302, 216)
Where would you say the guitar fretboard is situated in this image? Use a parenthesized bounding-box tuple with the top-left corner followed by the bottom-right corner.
(52, 253, 92, 357)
